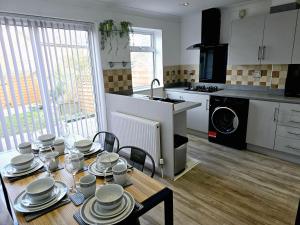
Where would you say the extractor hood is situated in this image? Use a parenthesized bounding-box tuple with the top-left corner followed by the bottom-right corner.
(187, 8, 227, 50)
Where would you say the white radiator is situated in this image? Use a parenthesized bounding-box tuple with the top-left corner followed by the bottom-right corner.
(111, 112, 161, 166)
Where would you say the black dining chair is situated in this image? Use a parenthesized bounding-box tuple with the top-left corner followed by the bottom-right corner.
(92, 131, 120, 153)
(117, 146, 156, 178)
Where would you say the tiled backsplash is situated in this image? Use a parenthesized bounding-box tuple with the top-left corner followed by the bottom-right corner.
(226, 64, 288, 89)
(163, 64, 199, 85)
(103, 69, 132, 93)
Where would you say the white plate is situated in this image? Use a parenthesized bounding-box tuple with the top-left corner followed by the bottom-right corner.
(83, 143, 101, 156)
(6, 160, 39, 174)
(88, 158, 127, 177)
(13, 181, 67, 213)
(1, 160, 43, 178)
(90, 195, 128, 219)
(21, 186, 59, 207)
(80, 191, 135, 225)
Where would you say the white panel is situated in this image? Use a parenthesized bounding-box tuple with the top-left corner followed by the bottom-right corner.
(292, 10, 300, 64)
(111, 112, 161, 166)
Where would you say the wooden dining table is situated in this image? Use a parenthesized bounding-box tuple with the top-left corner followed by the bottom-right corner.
(0, 150, 173, 225)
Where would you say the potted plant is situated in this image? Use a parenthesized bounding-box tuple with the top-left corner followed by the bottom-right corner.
(99, 20, 115, 51)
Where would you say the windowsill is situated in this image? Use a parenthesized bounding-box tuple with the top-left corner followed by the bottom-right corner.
(133, 85, 164, 93)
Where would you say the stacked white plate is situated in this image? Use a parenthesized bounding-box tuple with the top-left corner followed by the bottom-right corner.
(81, 142, 101, 156)
(80, 191, 135, 225)
(88, 157, 127, 177)
(1, 159, 44, 178)
(13, 180, 68, 213)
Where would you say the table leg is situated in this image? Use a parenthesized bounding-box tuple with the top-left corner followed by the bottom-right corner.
(0, 174, 12, 218)
(164, 188, 173, 225)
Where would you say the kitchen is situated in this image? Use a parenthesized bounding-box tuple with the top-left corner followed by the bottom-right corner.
(2, 0, 300, 225)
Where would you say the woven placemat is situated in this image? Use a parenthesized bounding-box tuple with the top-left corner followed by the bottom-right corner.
(24, 196, 71, 222)
(69, 192, 85, 206)
(7, 165, 64, 182)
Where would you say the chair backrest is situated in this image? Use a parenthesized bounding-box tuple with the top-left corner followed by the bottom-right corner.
(295, 199, 300, 225)
(92, 131, 120, 152)
(117, 146, 155, 177)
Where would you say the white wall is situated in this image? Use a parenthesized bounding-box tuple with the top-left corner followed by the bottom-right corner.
(0, 0, 181, 70)
(180, 13, 201, 65)
(180, 0, 272, 65)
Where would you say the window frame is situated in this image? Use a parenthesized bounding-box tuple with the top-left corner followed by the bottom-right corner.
(129, 29, 157, 90)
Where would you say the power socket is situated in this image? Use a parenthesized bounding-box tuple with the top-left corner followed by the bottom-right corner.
(253, 70, 261, 80)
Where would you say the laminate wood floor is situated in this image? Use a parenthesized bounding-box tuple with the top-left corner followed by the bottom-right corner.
(140, 135, 300, 225)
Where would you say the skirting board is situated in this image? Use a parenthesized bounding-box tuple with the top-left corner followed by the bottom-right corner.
(187, 128, 208, 139)
(247, 144, 300, 164)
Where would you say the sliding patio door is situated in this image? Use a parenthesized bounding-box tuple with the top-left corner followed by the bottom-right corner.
(0, 14, 105, 151)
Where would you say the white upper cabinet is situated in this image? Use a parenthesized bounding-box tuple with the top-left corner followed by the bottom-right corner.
(229, 10, 299, 65)
(262, 10, 298, 64)
(246, 100, 279, 149)
(292, 10, 300, 64)
(228, 15, 265, 65)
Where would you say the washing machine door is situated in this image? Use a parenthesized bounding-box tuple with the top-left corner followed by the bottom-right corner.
(211, 107, 239, 134)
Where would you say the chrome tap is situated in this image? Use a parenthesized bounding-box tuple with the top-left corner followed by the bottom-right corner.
(150, 78, 160, 100)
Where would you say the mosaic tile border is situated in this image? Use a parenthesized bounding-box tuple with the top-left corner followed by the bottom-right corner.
(226, 64, 288, 89)
(103, 69, 132, 93)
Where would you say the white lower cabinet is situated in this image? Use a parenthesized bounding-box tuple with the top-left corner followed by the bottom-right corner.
(165, 91, 209, 133)
(183, 94, 209, 133)
(246, 100, 279, 149)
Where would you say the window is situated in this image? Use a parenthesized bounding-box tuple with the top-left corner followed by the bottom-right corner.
(129, 28, 162, 90)
(0, 14, 105, 151)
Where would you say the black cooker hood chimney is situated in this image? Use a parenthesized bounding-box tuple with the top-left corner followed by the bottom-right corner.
(187, 8, 227, 50)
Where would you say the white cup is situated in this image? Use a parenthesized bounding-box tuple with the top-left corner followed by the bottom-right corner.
(71, 152, 84, 170)
(18, 142, 32, 154)
(112, 163, 128, 186)
(78, 174, 96, 198)
(44, 151, 59, 171)
(53, 139, 65, 155)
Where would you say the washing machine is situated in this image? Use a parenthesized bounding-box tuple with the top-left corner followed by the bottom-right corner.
(208, 96, 249, 150)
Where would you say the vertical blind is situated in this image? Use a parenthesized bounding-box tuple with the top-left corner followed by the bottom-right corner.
(0, 14, 106, 151)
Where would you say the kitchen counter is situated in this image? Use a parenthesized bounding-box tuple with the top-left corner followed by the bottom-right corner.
(165, 87, 300, 104)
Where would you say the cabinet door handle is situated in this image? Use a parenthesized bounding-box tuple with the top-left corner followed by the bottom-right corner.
(286, 145, 300, 151)
(206, 99, 209, 111)
(288, 131, 300, 136)
(273, 108, 279, 122)
(258, 46, 261, 60)
(261, 46, 266, 60)
(291, 109, 300, 113)
(289, 120, 300, 123)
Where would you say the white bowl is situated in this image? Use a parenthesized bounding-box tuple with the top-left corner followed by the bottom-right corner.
(97, 152, 119, 168)
(26, 177, 55, 202)
(18, 142, 32, 154)
(10, 153, 34, 170)
(74, 140, 93, 152)
(38, 134, 56, 146)
(95, 184, 124, 210)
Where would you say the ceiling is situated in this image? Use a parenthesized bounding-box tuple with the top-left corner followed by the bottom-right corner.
(95, 0, 256, 16)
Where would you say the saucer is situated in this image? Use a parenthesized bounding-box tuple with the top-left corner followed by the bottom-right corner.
(80, 191, 135, 225)
(90, 195, 128, 219)
(13, 181, 67, 213)
(1, 159, 43, 178)
(21, 187, 59, 207)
